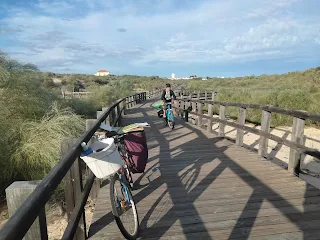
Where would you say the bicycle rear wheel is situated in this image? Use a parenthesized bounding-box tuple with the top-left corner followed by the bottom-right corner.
(110, 173, 139, 239)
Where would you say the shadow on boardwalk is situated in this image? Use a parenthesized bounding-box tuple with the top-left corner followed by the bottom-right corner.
(89, 100, 320, 240)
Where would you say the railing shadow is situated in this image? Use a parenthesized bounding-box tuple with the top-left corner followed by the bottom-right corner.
(89, 98, 320, 240)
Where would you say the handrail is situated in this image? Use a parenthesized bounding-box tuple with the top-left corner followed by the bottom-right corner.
(185, 99, 320, 121)
(174, 91, 320, 177)
(0, 92, 147, 240)
(188, 110, 320, 159)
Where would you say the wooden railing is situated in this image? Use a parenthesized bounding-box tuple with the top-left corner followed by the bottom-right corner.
(0, 92, 147, 240)
(148, 88, 164, 99)
(177, 90, 218, 101)
(62, 91, 91, 99)
(174, 91, 320, 176)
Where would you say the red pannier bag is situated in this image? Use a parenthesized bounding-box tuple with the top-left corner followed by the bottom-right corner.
(124, 131, 148, 173)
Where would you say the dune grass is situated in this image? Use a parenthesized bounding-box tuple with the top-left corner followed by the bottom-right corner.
(11, 103, 84, 179)
(187, 68, 320, 126)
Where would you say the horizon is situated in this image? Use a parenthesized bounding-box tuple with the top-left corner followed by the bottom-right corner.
(0, 0, 319, 77)
(42, 65, 317, 79)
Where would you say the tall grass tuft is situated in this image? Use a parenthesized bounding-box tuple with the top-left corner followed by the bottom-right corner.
(10, 102, 85, 179)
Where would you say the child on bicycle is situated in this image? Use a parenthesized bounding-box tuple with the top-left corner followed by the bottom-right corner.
(161, 83, 177, 119)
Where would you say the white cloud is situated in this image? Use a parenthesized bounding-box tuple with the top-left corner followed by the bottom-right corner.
(245, 0, 300, 19)
(223, 18, 319, 53)
(35, 0, 75, 14)
(134, 15, 320, 65)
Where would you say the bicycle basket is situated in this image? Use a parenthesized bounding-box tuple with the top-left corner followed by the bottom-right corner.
(80, 138, 123, 179)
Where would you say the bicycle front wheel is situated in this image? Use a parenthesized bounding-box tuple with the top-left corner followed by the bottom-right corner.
(110, 173, 139, 239)
(168, 111, 175, 129)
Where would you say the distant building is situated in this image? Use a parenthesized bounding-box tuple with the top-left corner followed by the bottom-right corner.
(95, 70, 110, 76)
(171, 73, 175, 79)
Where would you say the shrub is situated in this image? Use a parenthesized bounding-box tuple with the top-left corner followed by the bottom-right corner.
(9, 103, 84, 179)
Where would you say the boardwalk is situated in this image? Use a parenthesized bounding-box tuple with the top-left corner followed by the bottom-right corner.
(88, 99, 320, 240)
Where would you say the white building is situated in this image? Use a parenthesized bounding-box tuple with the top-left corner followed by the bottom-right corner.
(171, 73, 175, 79)
(95, 70, 110, 76)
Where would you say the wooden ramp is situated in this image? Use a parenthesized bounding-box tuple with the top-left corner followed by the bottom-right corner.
(88, 100, 320, 240)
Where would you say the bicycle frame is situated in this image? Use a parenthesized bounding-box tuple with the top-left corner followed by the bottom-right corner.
(119, 171, 131, 202)
(166, 103, 174, 122)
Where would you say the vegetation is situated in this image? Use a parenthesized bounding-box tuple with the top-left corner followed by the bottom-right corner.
(3, 45, 317, 196)
(0, 55, 84, 192)
(0, 50, 179, 197)
(186, 68, 320, 126)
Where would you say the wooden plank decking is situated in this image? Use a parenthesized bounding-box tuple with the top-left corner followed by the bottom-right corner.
(88, 99, 320, 240)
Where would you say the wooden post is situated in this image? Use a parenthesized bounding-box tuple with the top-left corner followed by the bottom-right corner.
(101, 108, 110, 125)
(219, 105, 226, 137)
(86, 120, 100, 201)
(113, 105, 118, 126)
(236, 107, 246, 146)
(204, 91, 208, 100)
(258, 110, 271, 157)
(212, 91, 215, 101)
(177, 98, 180, 117)
(191, 101, 197, 125)
(198, 102, 203, 127)
(97, 110, 103, 119)
(109, 108, 115, 126)
(288, 117, 305, 175)
(207, 104, 213, 132)
(6, 181, 48, 240)
(181, 100, 185, 118)
(61, 139, 86, 240)
(123, 97, 128, 114)
(128, 96, 132, 108)
(116, 103, 121, 126)
(127, 96, 131, 109)
(133, 94, 137, 106)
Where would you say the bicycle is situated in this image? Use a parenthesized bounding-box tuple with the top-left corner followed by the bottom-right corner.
(82, 131, 140, 240)
(106, 130, 143, 191)
(164, 103, 175, 129)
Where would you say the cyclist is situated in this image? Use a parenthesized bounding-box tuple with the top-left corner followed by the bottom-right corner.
(161, 83, 177, 119)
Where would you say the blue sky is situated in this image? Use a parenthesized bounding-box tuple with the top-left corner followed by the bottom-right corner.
(0, 0, 319, 77)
